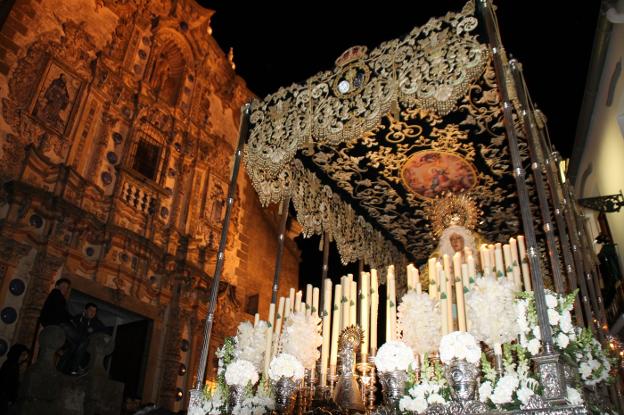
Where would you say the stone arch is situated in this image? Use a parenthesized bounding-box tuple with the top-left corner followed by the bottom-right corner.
(146, 29, 194, 107)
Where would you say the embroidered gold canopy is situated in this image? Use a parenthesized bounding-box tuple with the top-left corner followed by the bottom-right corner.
(244, 1, 526, 271)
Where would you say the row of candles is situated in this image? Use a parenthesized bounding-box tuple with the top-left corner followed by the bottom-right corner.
(253, 235, 533, 386)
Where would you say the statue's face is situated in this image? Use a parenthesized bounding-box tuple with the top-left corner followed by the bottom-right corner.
(450, 233, 465, 252)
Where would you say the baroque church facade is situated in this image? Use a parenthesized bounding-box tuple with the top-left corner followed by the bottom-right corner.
(0, 0, 300, 410)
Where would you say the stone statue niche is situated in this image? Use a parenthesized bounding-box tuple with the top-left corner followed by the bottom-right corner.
(148, 43, 186, 106)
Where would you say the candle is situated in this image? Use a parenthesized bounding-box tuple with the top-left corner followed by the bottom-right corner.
(453, 252, 462, 282)
(329, 284, 342, 368)
(407, 264, 417, 291)
(463, 246, 472, 260)
(263, 302, 276, 376)
(272, 297, 286, 358)
(341, 276, 350, 330)
(494, 243, 505, 278)
(439, 268, 449, 335)
(360, 272, 370, 362)
(370, 269, 379, 355)
(283, 295, 292, 320)
(350, 279, 358, 327)
(443, 254, 452, 286)
(455, 269, 467, 332)
(387, 265, 397, 341)
(517, 235, 532, 290)
(467, 255, 476, 287)
(442, 257, 453, 331)
(461, 264, 472, 331)
(320, 279, 332, 386)
(254, 313, 259, 326)
(428, 258, 438, 299)
(295, 290, 302, 313)
(481, 245, 492, 277)
(312, 287, 320, 317)
(509, 237, 523, 290)
(503, 244, 515, 283)
(305, 284, 313, 316)
(289, 288, 296, 312)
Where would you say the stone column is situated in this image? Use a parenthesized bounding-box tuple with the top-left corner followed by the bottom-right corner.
(14, 251, 64, 346)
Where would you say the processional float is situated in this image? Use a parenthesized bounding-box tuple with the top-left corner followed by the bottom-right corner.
(189, 0, 621, 414)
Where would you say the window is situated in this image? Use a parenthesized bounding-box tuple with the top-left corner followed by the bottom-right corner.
(132, 138, 161, 181)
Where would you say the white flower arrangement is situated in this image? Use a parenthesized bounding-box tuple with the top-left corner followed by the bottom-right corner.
(234, 321, 268, 372)
(565, 386, 584, 406)
(232, 386, 275, 415)
(398, 292, 442, 355)
(479, 344, 539, 410)
(399, 380, 449, 413)
(516, 289, 576, 357)
(465, 276, 519, 348)
(268, 353, 305, 381)
(439, 331, 481, 364)
(279, 311, 323, 369)
(375, 341, 415, 372)
(188, 387, 226, 415)
(571, 328, 612, 387)
(224, 359, 259, 387)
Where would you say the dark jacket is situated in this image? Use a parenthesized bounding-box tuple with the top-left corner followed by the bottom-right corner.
(70, 314, 106, 336)
(0, 344, 29, 413)
(39, 288, 71, 327)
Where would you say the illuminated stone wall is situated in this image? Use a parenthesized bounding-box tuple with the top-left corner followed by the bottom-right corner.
(0, 0, 299, 410)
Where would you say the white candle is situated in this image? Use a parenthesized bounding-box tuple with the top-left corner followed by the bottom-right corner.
(439, 268, 449, 335)
(320, 279, 332, 386)
(494, 243, 505, 278)
(481, 245, 492, 277)
(330, 284, 342, 368)
(414, 267, 421, 294)
(461, 264, 472, 331)
(350, 280, 357, 327)
(387, 265, 397, 341)
(442, 257, 453, 331)
(455, 270, 467, 332)
(370, 269, 379, 355)
(295, 290, 302, 313)
(453, 252, 462, 282)
(360, 272, 370, 362)
(517, 235, 532, 290)
(289, 288, 296, 312)
(407, 264, 417, 291)
(305, 284, 313, 316)
(509, 237, 522, 290)
(272, 297, 286, 358)
(263, 302, 276, 376)
(312, 287, 320, 317)
(428, 258, 438, 299)
(503, 244, 515, 283)
(254, 313, 259, 326)
(467, 255, 476, 287)
(341, 276, 350, 330)
(443, 254, 452, 286)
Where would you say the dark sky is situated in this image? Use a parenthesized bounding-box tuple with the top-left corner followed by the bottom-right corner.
(199, 1, 601, 287)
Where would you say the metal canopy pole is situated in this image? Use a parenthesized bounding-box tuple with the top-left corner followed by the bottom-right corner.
(509, 60, 566, 294)
(271, 197, 291, 304)
(477, 0, 565, 402)
(193, 103, 251, 389)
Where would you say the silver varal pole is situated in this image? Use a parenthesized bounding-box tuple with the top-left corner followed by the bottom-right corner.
(477, 0, 566, 403)
(193, 103, 251, 391)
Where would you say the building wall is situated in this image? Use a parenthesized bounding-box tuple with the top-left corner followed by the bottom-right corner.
(573, 15, 624, 273)
(0, 0, 299, 410)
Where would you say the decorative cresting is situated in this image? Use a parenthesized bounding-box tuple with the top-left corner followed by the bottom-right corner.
(245, 0, 487, 205)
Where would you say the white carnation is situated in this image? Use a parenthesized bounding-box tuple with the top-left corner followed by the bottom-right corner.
(400, 396, 427, 413)
(547, 308, 560, 326)
(556, 333, 570, 349)
(545, 294, 558, 309)
(375, 341, 415, 372)
(566, 386, 583, 405)
(527, 338, 541, 356)
(516, 386, 534, 405)
(439, 331, 481, 364)
(268, 353, 304, 381)
(225, 359, 259, 387)
(479, 381, 493, 403)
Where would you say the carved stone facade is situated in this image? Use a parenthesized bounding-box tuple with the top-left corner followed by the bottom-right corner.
(0, 0, 300, 411)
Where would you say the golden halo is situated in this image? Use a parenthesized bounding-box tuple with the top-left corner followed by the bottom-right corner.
(425, 192, 479, 237)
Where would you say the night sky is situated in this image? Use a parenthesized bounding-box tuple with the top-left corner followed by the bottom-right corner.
(199, 0, 601, 288)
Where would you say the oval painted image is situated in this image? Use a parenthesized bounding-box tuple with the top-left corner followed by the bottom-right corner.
(401, 150, 477, 199)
